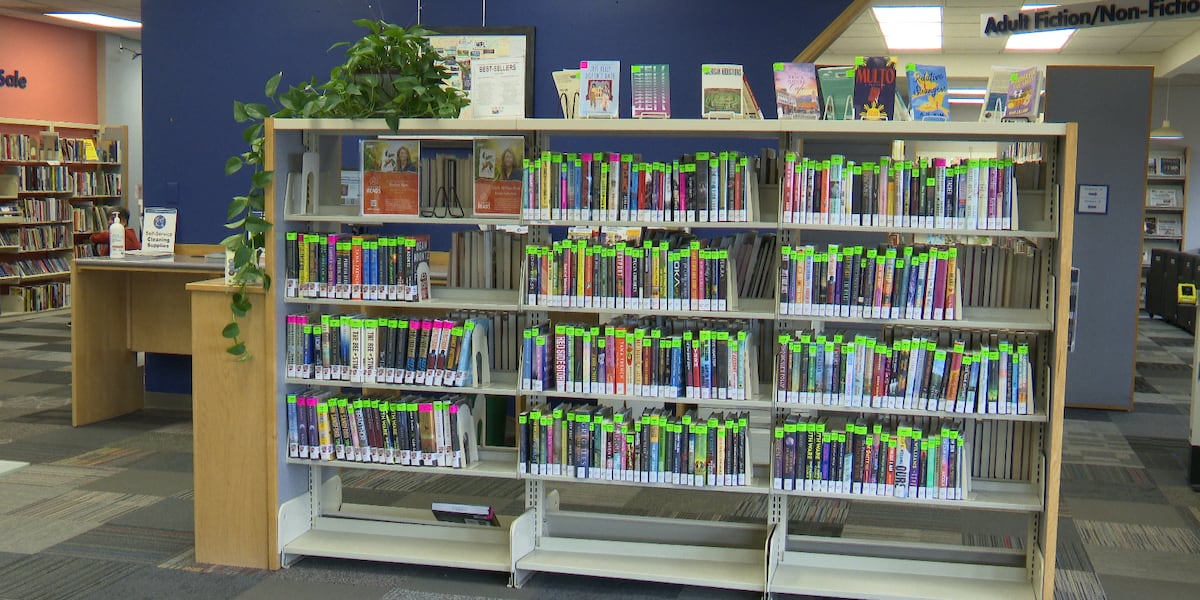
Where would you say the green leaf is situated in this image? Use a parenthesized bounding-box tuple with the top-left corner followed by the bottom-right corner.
(231, 302, 248, 318)
(234, 245, 252, 267)
(222, 321, 241, 339)
(385, 114, 400, 132)
(233, 101, 248, 122)
(245, 215, 273, 234)
(226, 196, 249, 220)
(329, 41, 350, 52)
(224, 217, 246, 230)
(225, 156, 243, 176)
(220, 233, 244, 250)
(244, 103, 269, 119)
(251, 170, 274, 189)
(262, 273, 273, 291)
(247, 191, 266, 211)
(226, 342, 247, 357)
(265, 71, 282, 99)
(242, 122, 263, 144)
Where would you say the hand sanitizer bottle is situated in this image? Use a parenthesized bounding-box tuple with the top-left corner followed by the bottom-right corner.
(109, 213, 125, 258)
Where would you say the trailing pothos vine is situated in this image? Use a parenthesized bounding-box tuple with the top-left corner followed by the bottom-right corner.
(221, 19, 468, 358)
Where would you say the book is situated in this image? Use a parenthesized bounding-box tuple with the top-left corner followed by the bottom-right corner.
(906, 64, 949, 122)
(579, 60, 620, 118)
(630, 64, 671, 118)
(1157, 156, 1183, 176)
(853, 56, 897, 121)
(773, 62, 821, 120)
(284, 232, 429, 302)
(979, 66, 1017, 122)
(361, 139, 420, 216)
(431, 502, 500, 527)
(817, 66, 855, 120)
(473, 137, 524, 217)
(1004, 67, 1041, 121)
(701, 64, 744, 118)
(1147, 187, 1181, 208)
(553, 69, 581, 118)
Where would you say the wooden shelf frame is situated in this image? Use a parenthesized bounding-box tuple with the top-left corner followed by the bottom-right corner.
(259, 118, 1075, 600)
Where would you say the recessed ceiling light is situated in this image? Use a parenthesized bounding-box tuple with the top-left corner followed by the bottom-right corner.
(1006, 3, 1073, 51)
(872, 6, 942, 51)
(45, 13, 142, 28)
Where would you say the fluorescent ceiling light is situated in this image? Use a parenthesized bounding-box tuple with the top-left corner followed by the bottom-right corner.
(948, 88, 987, 97)
(872, 6, 942, 51)
(948, 98, 985, 105)
(45, 13, 141, 28)
(1006, 3, 1073, 50)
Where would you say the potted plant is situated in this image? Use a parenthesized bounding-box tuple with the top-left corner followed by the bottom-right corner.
(221, 19, 468, 357)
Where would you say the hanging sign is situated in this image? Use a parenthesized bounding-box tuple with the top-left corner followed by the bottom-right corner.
(983, 1, 1200, 37)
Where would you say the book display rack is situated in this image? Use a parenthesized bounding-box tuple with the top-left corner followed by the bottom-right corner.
(265, 117, 1075, 600)
(0, 118, 127, 315)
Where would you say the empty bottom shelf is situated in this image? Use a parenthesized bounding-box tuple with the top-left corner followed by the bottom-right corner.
(517, 539, 764, 592)
(283, 521, 510, 572)
(771, 552, 1034, 600)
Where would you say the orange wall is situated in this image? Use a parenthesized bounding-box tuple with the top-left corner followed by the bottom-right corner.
(0, 15, 97, 123)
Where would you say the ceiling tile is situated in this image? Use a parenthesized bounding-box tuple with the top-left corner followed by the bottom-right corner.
(1142, 21, 1200, 36)
(1123, 37, 1184, 52)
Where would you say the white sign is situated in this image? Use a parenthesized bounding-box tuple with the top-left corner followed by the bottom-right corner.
(142, 207, 177, 253)
(470, 57, 526, 119)
(1078, 184, 1109, 214)
(982, 1, 1200, 37)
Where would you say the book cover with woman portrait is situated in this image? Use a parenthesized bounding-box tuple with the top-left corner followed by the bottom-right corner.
(362, 139, 420, 216)
(473, 136, 524, 217)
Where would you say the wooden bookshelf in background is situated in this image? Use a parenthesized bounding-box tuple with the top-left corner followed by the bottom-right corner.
(0, 119, 128, 316)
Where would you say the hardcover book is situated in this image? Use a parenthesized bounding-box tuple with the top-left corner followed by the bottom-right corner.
(701, 64, 744, 118)
(907, 64, 949, 122)
(473, 137, 524, 217)
(579, 60, 620, 118)
(631, 64, 671, 118)
(817, 66, 855, 120)
(773, 63, 821, 119)
(853, 56, 897, 121)
(361, 139, 420, 216)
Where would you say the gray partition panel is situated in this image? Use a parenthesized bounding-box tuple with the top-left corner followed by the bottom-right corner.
(1046, 66, 1152, 409)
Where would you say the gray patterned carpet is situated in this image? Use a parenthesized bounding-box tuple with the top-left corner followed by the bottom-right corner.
(0, 311, 1196, 599)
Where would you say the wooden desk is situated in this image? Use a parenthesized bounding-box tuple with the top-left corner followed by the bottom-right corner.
(70, 255, 223, 427)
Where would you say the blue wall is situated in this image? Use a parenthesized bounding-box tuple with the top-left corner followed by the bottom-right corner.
(143, 0, 851, 243)
(140, 0, 850, 393)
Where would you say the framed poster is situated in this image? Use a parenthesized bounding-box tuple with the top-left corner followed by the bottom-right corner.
(427, 26, 535, 119)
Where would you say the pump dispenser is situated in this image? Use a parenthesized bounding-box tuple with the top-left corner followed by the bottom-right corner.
(109, 213, 125, 258)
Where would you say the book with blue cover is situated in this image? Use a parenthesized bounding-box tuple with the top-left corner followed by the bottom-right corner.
(907, 63, 949, 121)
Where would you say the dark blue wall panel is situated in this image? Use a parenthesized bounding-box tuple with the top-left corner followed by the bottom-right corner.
(143, 0, 851, 243)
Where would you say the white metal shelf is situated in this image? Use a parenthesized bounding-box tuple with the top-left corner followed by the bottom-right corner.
(773, 480, 1042, 513)
(770, 551, 1034, 600)
(777, 306, 1052, 331)
(780, 220, 1058, 240)
(285, 212, 513, 226)
(518, 539, 765, 592)
(285, 286, 521, 312)
(284, 370, 519, 398)
(524, 386, 772, 410)
(286, 446, 518, 479)
(772, 400, 1049, 423)
(521, 468, 770, 495)
(524, 218, 776, 230)
(284, 516, 512, 572)
(527, 297, 775, 320)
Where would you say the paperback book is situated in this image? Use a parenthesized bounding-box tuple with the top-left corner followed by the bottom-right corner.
(773, 62, 821, 120)
(361, 139, 420, 216)
(630, 64, 671, 118)
(473, 137, 524, 217)
(853, 56, 898, 121)
(906, 63, 949, 122)
(701, 64, 744, 118)
(283, 232, 430, 302)
(817, 67, 855, 120)
(1004, 67, 1042, 121)
(579, 60, 620, 118)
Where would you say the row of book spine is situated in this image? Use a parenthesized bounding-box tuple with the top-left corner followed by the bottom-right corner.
(284, 232, 430, 301)
(15, 165, 71, 193)
(521, 319, 754, 401)
(72, 206, 109, 234)
(285, 313, 487, 388)
(0, 256, 70, 277)
(519, 404, 752, 487)
(524, 239, 732, 311)
(72, 172, 122, 196)
(19, 198, 69, 223)
(58, 138, 122, 163)
(772, 414, 970, 500)
(779, 244, 959, 320)
(16, 225, 69, 251)
(774, 330, 1035, 415)
(2, 282, 70, 312)
(0, 134, 37, 161)
(780, 154, 1016, 230)
(286, 390, 478, 468)
(522, 150, 757, 223)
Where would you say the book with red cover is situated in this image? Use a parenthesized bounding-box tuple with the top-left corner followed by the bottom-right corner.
(362, 140, 420, 216)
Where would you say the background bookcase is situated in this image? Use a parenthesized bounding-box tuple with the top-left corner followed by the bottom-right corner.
(263, 118, 1075, 600)
(0, 118, 127, 316)
(1143, 147, 1188, 316)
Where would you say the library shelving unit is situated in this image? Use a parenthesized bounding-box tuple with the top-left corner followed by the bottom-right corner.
(0, 118, 127, 316)
(263, 117, 1075, 600)
(1143, 147, 1188, 311)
